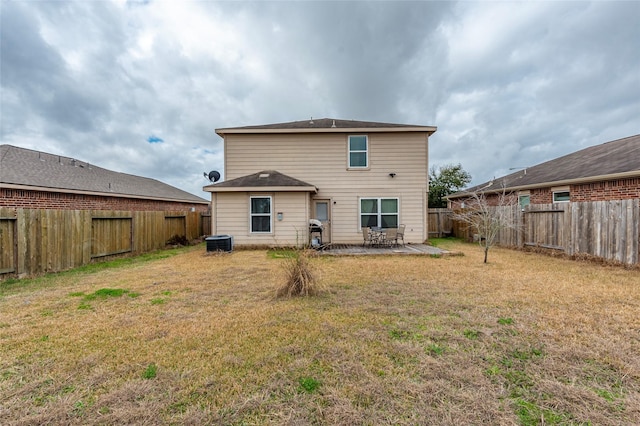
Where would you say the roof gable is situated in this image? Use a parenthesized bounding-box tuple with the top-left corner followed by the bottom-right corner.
(0, 145, 208, 203)
(453, 134, 640, 196)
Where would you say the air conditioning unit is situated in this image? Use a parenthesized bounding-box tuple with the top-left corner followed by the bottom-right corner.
(205, 235, 234, 252)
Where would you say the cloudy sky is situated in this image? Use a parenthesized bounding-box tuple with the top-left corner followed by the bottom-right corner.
(2, 0, 639, 198)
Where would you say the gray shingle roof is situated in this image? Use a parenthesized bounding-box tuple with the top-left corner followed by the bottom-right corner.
(0, 144, 208, 203)
(216, 117, 436, 135)
(451, 134, 640, 196)
(204, 170, 317, 192)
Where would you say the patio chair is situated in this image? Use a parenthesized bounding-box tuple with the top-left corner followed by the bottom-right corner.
(396, 224, 406, 246)
(362, 227, 373, 247)
(385, 228, 398, 247)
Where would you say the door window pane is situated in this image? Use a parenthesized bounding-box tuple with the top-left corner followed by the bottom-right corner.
(315, 202, 328, 221)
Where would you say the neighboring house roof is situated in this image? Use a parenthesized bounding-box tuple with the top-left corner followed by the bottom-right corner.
(448, 134, 640, 198)
(0, 144, 208, 203)
(204, 170, 318, 193)
(216, 117, 437, 136)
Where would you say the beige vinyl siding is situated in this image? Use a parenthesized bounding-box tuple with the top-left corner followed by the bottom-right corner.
(273, 192, 311, 245)
(223, 132, 430, 243)
(212, 191, 310, 246)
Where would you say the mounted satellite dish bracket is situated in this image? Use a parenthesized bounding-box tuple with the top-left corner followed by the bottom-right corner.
(204, 170, 221, 183)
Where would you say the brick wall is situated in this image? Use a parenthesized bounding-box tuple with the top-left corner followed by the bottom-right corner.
(0, 188, 210, 212)
(530, 188, 551, 204)
(448, 177, 640, 207)
(527, 178, 640, 203)
(572, 178, 640, 202)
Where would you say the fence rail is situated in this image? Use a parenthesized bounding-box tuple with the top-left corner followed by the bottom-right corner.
(0, 208, 209, 278)
(430, 199, 639, 265)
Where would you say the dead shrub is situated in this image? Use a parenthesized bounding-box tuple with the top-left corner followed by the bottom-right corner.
(167, 234, 189, 246)
(277, 250, 322, 297)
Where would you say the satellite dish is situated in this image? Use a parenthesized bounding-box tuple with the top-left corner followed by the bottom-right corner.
(204, 170, 221, 182)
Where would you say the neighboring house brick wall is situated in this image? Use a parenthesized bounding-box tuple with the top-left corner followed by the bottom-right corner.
(521, 179, 640, 204)
(571, 178, 640, 202)
(449, 178, 640, 208)
(0, 188, 209, 212)
(529, 188, 551, 204)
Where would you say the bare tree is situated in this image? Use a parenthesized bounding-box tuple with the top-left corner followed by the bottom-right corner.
(451, 188, 519, 263)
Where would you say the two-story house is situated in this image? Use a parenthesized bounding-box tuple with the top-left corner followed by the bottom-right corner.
(203, 118, 437, 247)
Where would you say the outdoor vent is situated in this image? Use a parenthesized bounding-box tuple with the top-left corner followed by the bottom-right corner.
(206, 235, 234, 252)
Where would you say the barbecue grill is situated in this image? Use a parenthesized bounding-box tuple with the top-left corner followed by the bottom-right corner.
(309, 219, 323, 247)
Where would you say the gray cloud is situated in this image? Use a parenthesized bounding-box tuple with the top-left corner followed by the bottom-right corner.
(1, 1, 638, 196)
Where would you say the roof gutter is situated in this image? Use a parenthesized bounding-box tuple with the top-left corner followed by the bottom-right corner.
(446, 170, 640, 199)
(204, 185, 318, 193)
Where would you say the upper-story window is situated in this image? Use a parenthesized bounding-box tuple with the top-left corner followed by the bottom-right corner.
(348, 135, 368, 168)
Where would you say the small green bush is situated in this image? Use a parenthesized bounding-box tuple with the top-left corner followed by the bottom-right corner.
(142, 363, 157, 379)
(298, 376, 320, 393)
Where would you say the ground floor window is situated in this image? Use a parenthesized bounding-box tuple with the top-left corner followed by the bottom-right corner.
(518, 194, 530, 210)
(250, 196, 271, 233)
(360, 197, 398, 228)
(553, 191, 570, 202)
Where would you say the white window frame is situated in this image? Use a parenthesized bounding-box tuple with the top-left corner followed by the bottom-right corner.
(359, 197, 399, 229)
(348, 135, 368, 169)
(249, 196, 272, 233)
(553, 191, 570, 202)
(518, 192, 530, 210)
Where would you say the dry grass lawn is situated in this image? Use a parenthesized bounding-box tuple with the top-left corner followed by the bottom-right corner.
(0, 241, 639, 425)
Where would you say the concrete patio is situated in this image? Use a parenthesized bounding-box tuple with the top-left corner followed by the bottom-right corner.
(316, 243, 449, 256)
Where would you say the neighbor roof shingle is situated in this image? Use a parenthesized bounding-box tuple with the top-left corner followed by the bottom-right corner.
(450, 134, 640, 196)
(0, 145, 208, 203)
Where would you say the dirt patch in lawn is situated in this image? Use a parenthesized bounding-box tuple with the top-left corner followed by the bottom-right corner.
(1, 243, 639, 425)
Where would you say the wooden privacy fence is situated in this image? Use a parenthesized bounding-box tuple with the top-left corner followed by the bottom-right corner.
(201, 213, 212, 237)
(0, 208, 208, 277)
(428, 208, 454, 238)
(435, 199, 640, 265)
